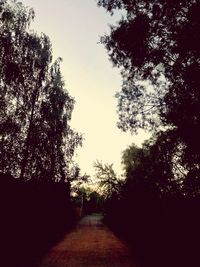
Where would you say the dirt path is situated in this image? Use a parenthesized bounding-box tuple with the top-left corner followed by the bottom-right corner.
(36, 214, 136, 267)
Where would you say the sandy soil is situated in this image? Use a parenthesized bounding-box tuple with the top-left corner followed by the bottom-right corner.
(36, 214, 137, 267)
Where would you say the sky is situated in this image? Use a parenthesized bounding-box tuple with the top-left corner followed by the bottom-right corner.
(22, 0, 150, 176)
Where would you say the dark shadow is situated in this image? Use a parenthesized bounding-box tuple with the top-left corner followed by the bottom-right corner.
(0, 172, 78, 267)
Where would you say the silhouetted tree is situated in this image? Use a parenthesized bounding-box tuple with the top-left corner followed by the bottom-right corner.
(121, 134, 182, 202)
(26, 59, 82, 183)
(0, 0, 51, 177)
(0, 2, 82, 265)
(94, 160, 123, 198)
(0, 0, 82, 182)
(97, 0, 200, 195)
(121, 143, 143, 175)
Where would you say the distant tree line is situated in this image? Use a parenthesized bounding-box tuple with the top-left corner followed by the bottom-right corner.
(72, 185, 104, 215)
(97, 0, 200, 266)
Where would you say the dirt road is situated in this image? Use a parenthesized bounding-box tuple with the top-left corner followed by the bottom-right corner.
(36, 214, 136, 267)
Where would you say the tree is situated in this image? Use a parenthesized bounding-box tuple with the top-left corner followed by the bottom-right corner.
(93, 160, 123, 198)
(19, 33, 52, 180)
(121, 143, 143, 175)
(97, 0, 200, 194)
(0, 0, 52, 177)
(25, 59, 82, 183)
(122, 135, 182, 200)
(0, 0, 82, 183)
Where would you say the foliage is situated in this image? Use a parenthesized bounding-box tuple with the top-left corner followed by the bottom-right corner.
(121, 143, 143, 175)
(72, 186, 104, 214)
(96, 1, 200, 265)
(70, 164, 90, 191)
(0, 2, 81, 265)
(104, 139, 200, 267)
(97, 0, 200, 195)
(93, 160, 124, 198)
(122, 136, 182, 201)
(0, 0, 82, 182)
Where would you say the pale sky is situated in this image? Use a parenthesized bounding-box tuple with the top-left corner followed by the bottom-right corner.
(22, 0, 150, 176)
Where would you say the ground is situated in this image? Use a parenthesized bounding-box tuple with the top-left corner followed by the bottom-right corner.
(36, 214, 137, 267)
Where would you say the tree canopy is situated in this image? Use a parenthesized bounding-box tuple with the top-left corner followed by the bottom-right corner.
(97, 0, 200, 195)
(93, 160, 123, 198)
(0, 0, 82, 182)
